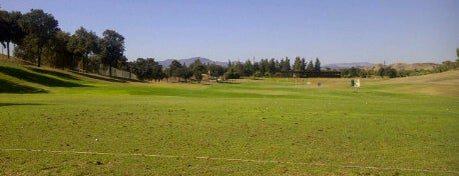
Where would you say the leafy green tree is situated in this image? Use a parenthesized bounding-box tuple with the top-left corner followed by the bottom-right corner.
(0, 10, 24, 59)
(252, 61, 260, 74)
(130, 58, 164, 81)
(100, 29, 125, 76)
(293, 57, 305, 72)
(48, 31, 74, 69)
(243, 59, 254, 76)
(314, 57, 321, 72)
(181, 64, 193, 82)
(224, 67, 240, 79)
(234, 61, 245, 77)
(68, 27, 99, 71)
(385, 67, 397, 78)
(377, 67, 385, 77)
(208, 63, 225, 79)
(0, 10, 9, 53)
(259, 59, 269, 75)
(306, 60, 314, 72)
(378, 66, 397, 78)
(18, 9, 59, 67)
(190, 59, 205, 83)
(168, 60, 183, 80)
(280, 57, 290, 72)
(268, 58, 276, 75)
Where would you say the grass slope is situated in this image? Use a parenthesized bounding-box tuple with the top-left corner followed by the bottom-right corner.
(0, 64, 457, 175)
(0, 66, 86, 87)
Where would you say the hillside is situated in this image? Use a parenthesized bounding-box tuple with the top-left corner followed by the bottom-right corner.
(373, 69, 459, 96)
(365, 62, 438, 71)
(323, 62, 373, 69)
(0, 58, 138, 94)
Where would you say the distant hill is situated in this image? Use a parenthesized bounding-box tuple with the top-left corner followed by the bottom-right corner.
(323, 62, 373, 69)
(158, 57, 227, 68)
(365, 63, 438, 71)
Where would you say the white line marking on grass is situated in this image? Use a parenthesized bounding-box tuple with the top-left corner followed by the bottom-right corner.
(2, 148, 458, 174)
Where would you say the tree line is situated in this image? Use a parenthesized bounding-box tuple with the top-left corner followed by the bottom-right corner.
(126, 57, 323, 82)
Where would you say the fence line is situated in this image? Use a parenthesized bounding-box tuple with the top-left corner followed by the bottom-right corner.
(98, 65, 138, 80)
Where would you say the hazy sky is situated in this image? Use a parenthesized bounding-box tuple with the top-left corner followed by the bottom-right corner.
(2, 0, 458, 64)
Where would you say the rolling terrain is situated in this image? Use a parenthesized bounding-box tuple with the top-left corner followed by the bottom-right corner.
(0, 60, 458, 175)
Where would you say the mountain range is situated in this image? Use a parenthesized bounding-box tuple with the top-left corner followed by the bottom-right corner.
(158, 57, 227, 68)
(322, 62, 374, 69)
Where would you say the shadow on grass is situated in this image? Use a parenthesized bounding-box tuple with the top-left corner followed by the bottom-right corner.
(0, 79, 48, 94)
(0, 102, 46, 107)
(216, 80, 240, 84)
(27, 67, 80, 80)
(0, 66, 87, 87)
(70, 71, 127, 83)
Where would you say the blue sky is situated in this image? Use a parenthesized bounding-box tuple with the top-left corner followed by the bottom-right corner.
(2, 0, 458, 64)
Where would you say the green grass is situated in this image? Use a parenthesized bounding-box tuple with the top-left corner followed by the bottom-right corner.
(0, 79, 47, 93)
(0, 64, 458, 175)
(0, 66, 87, 87)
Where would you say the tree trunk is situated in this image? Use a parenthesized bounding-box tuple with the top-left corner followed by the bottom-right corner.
(7, 41, 10, 59)
(37, 47, 42, 67)
(109, 63, 112, 77)
(84, 55, 88, 72)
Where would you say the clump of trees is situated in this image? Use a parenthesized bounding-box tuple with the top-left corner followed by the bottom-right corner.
(128, 58, 165, 81)
(0, 9, 126, 77)
(222, 57, 326, 79)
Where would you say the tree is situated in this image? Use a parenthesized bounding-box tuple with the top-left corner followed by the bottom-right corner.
(224, 67, 240, 79)
(385, 67, 397, 78)
(68, 27, 99, 71)
(0, 10, 8, 53)
(268, 58, 276, 75)
(378, 66, 397, 78)
(208, 63, 225, 80)
(48, 31, 74, 69)
(377, 67, 385, 78)
(190, 59, 205, 83)
(259, 59, 269, 75)
(168, 60, 183, 80)
(130, 58, 164, 81)
(18, 9, 59, 67)
(100, 29, 125, 76)
(293, 57, 305, 72)
(243, 59, 254, 76)
(306, 60, 314, 72)
(280, 57, 290, 72)
(0, 10, 24, 59)
(314, 57, 321, 72)
(456, 48, 459, 60)
(181, 64, 193, 82)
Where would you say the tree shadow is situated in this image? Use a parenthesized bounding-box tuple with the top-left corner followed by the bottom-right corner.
(0, 79, 48, 94)
(0, 66, 87, 87)
(27, 67, 80, 80)
(70, 71, 127, 83)
(0, 103, 46, 107)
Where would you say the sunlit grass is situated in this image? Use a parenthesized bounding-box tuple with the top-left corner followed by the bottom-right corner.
(0, 65, 458, 175)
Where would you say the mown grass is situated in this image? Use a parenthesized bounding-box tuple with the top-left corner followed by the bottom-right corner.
(0, 79, 47, 93)
(0, 65, 87, 87)
(0, 65, 458, 175)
